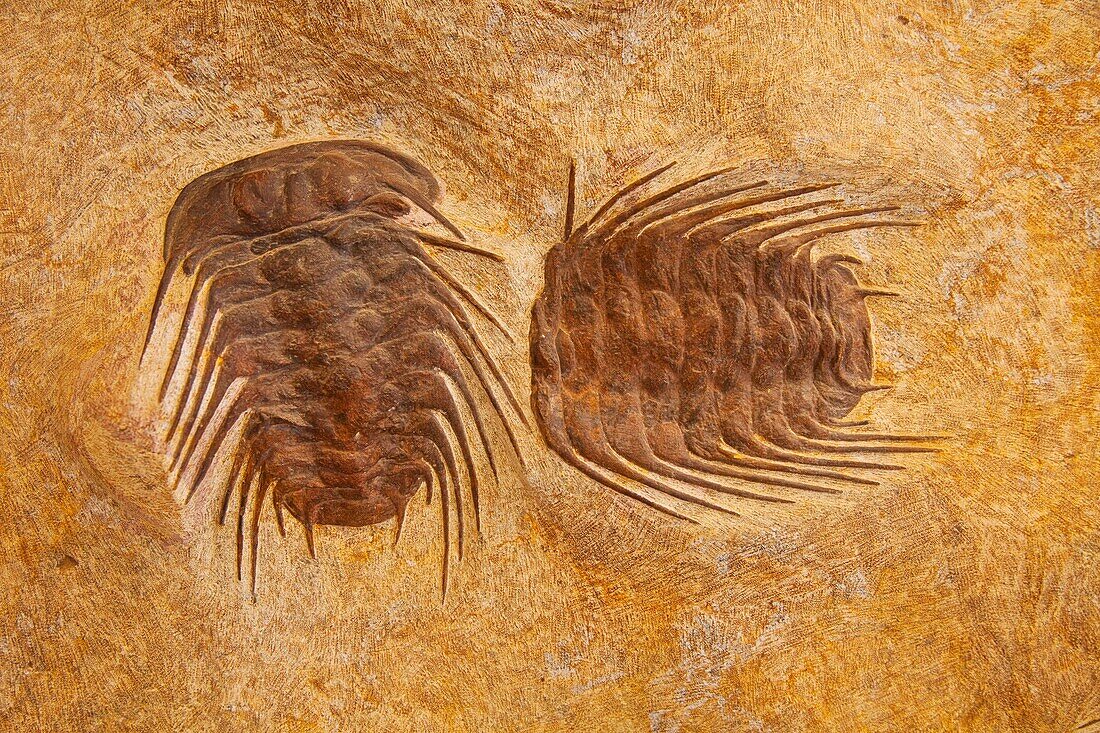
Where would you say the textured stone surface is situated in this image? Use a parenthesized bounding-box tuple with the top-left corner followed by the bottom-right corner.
(1, 1, 1098, 730)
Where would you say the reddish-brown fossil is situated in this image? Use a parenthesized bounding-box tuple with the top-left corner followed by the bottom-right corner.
(530, 162, 937, 520)
(143, 141, 525, 597)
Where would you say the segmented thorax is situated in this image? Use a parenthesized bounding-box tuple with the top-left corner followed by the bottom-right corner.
(143, 141, 526, 597)
(530, 162, 940, 521)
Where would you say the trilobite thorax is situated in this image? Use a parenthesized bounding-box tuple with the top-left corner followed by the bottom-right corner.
(530, 162, 939, 521)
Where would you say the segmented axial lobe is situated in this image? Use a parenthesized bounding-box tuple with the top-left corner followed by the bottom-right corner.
(143, 141, 526, 597)
(530, 162, 939, 520)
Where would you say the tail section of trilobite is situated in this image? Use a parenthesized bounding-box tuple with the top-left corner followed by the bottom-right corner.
(530, 162, 939, 521)
(142, 141, 527, 597)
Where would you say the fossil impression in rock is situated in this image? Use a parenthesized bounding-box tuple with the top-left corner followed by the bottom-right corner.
(142, 140, 525, 596)
(530, 162, 939, 520)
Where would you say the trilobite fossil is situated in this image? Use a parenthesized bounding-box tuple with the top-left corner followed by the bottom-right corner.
(142, 140, 526, 596)
(529, 162, 939, 520)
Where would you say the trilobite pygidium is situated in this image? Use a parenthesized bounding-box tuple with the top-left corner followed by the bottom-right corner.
(530, 162, 939, 520)
(141, 140, 526, 596)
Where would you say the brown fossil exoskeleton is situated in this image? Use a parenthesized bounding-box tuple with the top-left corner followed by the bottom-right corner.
(142, 141, 526, 596)
(530, 162, 939, 520)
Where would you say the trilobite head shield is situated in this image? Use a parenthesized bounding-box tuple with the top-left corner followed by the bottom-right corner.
(162, 140, 461, 265)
